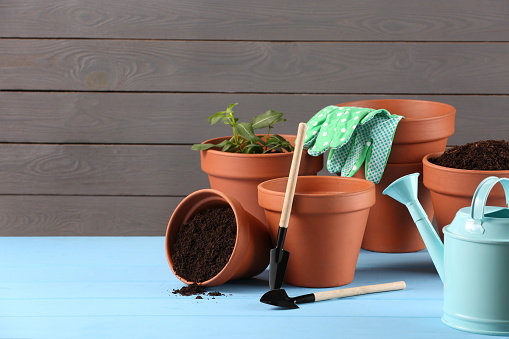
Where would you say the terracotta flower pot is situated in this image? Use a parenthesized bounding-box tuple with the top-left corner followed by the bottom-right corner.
(165, 189, 272, 287)
(258, 176, 375, 288)
(336, 99, 455, 252)
(353, 163, 433, 252)
(423, 152, 509, 240)
(200, 135, 324, 226)
(337, 99, 456, 164)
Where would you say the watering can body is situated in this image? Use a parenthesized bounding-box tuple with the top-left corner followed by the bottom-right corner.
(384, 175, 509, 335)
(443, 205, 509, 335)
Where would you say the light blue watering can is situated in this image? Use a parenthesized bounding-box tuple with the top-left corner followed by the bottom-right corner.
(384, 173, 509, 335)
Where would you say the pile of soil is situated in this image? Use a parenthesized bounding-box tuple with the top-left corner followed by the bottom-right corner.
(171, 206, 237, 283)
(172, 284, 226, 299)
(172, 283, 206, 296)
(429, 140, 509, 170)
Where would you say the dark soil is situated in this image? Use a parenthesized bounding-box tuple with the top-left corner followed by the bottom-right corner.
(429, 140, 509, 170)
(171, 206, 237, 283)
(172, 283, 205, 296)
(207, 291, 224, 297)
(171, 284, 226, 298)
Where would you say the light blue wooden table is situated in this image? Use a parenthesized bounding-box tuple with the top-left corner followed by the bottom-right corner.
(0, 237, 488, 338)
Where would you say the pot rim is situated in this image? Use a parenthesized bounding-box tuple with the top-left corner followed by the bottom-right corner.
(258, 175, 375, 198)
(336, 99, 456, 123)
(423, 152, 509, 175)
(165, 188, 246, 286)
(337, 99, 456, 122)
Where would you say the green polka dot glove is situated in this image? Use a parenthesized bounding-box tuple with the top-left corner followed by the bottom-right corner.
(304, 105, 404, 184)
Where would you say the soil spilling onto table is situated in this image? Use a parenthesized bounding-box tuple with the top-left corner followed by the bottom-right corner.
(172, 283, 226, 298)
(172, 283, 205, 296)
(171, 206, 237, 283)
(429, 140, 509, 170)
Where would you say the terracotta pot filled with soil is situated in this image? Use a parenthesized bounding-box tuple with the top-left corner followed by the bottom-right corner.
(165, 189, 272, 287)
(258, 176, 375, 288)
(200, 135, 323, 226)
(336, 99, 455, 253)
(424, 140, 509, 239)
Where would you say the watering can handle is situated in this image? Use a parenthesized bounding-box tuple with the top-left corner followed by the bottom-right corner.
(471, 176, 509, 223)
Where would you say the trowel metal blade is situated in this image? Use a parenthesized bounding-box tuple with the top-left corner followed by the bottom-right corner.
(268, 248, 289, 290)
(260, 289, 299, 309)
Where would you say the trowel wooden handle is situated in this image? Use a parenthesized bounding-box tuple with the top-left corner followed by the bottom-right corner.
(279, 122, 307, 229)
(313, 281, 406, 302)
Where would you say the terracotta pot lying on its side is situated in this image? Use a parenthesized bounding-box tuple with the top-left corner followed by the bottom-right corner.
(258, 176, 375, 288)
(336, 99, 455, 252)
(165, 189, 272, 287)
(423, 152, 509, 240)
(200, 134, 324, 228)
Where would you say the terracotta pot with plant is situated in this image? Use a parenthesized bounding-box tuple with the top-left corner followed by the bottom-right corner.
(192, 103, 323, 226)
(423, 140, 509, 239)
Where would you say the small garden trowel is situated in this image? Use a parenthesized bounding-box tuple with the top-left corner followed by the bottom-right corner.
(268, 122, 307, 290)
(261, 281, 406, 309)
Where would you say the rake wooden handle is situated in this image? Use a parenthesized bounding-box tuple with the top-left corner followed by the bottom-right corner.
(279, 122, 308, 229)
(313, 281, 406, 302)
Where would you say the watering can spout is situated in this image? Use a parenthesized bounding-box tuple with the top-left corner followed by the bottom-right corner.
(383, 173, 445, 282)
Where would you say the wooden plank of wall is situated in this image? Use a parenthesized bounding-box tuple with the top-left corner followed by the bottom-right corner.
(2, 40, 509, 94)
(0, 92, 507, 145)
(1, 1, 508, 237)
(0, 196, 181, 236)
(1, 0, 508, 41)
(0, 145, 205, 196)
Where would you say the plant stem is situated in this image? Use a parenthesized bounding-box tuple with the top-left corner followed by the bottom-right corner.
(263, 145, 279, 154)
(265, 126, 272, 152)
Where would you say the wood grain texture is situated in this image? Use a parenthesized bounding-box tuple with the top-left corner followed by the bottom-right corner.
(1, 1, 508, 236)
(2, 40, 509, 94)
(0, 145, 206, 196)
(0, 92, 507, 145)
(1, 0, 508, 41)
(0, 196, 181, 236)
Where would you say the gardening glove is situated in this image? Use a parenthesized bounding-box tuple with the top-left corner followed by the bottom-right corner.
(304, 105, 404, 184)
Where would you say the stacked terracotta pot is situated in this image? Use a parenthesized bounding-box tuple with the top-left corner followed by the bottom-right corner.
(339, 99, 456, 253)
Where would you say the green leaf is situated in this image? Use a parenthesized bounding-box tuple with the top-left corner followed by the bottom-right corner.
(191, 143, 217, 151)
(281, 141, 294, 152)
(221, 142, 236, 152)
(191, 139, 228, 151)
(226, 103, 238, 113)
(243, 143, 263, 153)
(236, 122, 260, 142)
(208, 111, 225, 125)
(251, 110, 284, 130)
(270, 134, 286, 142)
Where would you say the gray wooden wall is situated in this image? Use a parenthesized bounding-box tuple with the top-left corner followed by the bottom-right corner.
(1, 0, 508, 235)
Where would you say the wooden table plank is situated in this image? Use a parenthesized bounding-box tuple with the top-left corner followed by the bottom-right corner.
(0, 237, 487, 338)
(0, 316, 483, 339)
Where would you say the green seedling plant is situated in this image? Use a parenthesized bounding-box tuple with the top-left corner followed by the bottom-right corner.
(191, 103, 294, 154)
